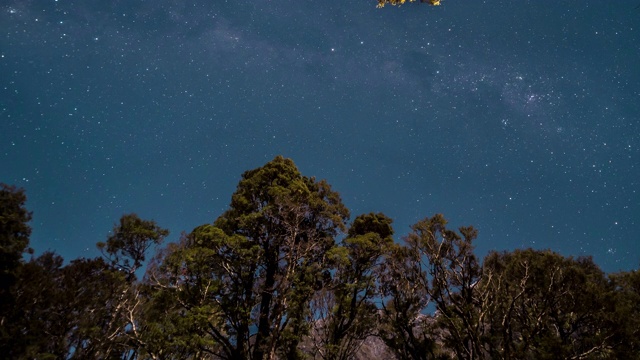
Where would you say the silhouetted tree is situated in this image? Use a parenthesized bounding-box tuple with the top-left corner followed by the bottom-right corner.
(609, 268, 640, 359)
(377, 243, 446, 360)
(409, 215, 483, 359)
(0, 184, 33, 355)
(310, 213, 394, 360)
(481, 249, 616, 359)
(145, 156, 349, 360)
(0, 184, 32, 298)
(1, 160, 638, 360)
(3, 253, 131, 358)
(98, 213, 169, 280)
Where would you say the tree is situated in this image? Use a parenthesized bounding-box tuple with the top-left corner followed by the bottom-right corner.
(5, 252, 66, 359)
(377, 0, 441, 8)
(134, 239, 229, 359)
(310, 213, 395, 360)
(146, 156, 349, 360)
(91, 213, 169, 358)
(98, 213, 169, 280)
(3, 252, 133, 359)
(0, 183, 33, 356)
(407, 214, 483, 360)
(377, 243, 446, 360)
(142, 226, 263, 359)
(216, 155, 349, 360)
(609, 268, 640, 359)
(62, 256, 136, 359)
(481, 249, 617, 359)
(378, 214, 482, 360)
(0, 184, 32, 298)
(3, 162, 636, 360)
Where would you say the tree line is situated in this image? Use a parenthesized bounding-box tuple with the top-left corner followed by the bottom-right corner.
(1, 156, 639, 359)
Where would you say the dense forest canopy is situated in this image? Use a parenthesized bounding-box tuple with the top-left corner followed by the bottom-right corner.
(1, 157, 639, 359)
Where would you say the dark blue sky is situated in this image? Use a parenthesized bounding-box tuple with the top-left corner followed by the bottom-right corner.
(2, 0, 639, 272)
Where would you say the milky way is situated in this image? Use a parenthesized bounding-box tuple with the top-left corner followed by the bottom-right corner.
(1, 0, 638, 271)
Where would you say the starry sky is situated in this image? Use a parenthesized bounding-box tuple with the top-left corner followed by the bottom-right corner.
(2, 0, 639, 272)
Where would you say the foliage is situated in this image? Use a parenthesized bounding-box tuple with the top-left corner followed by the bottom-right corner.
(214, 155, 349, 360)
(5, 252, 132, 359)
(481, 249, 616, 359)
(142, 156, 349, 360)
(0, 184, 32, 294)
(309, 213, 395, 360)
(609, 269, 640, 359)
(377, 214, 481, 360)
(1, 158, 639, 360)
(408, 215, 482, 360)
(0, 183, 33, 355)
(98, 213, 169, 279)
(377, 243, 443, 360)
(1, 211, 166, 359)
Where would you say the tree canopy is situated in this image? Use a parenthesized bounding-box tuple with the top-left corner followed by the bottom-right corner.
(1, 158, 638, 360)
(0, 184, 32, 292)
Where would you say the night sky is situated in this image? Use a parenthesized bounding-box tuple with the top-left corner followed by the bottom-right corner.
(2, 0, 639, 272)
